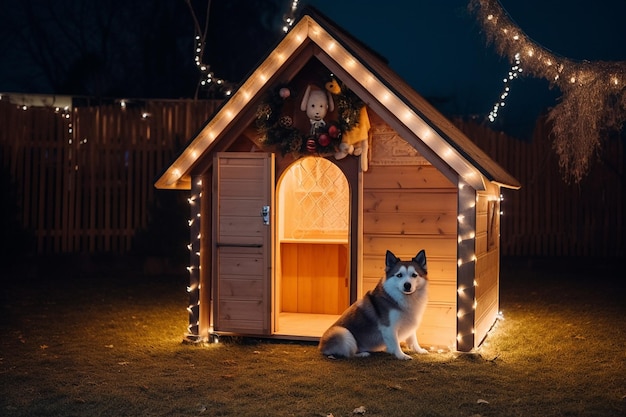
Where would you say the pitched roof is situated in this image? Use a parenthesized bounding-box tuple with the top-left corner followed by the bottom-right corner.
(155, 7, 520, 190)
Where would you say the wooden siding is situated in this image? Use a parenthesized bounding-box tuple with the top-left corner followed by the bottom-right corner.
(473, 185, 501, 347)
(362, 161, 458, 348)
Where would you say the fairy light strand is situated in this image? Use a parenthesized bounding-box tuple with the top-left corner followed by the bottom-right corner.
(282, 0, 300, 33)
(488, 52, 522, 122)
(187, 0, 300, 98)
(469, 0, 626, 183)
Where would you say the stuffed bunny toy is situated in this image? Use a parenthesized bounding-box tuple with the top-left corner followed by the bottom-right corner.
(300, 84, 334, 135)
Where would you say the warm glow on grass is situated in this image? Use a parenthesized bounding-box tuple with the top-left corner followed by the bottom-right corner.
(1, 260, 623, 416)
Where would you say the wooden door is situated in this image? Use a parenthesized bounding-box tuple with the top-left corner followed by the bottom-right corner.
(213, 153, 274, 335)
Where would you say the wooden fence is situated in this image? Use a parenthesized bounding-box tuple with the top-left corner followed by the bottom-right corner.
(1, 98, 623, 258)
(0, 98, 222, 254)
(459, 118, 624, 258)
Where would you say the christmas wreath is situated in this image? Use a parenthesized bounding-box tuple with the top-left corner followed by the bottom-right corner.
(255, 77, 364, 158)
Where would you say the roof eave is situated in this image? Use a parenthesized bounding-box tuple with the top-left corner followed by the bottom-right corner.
(156, 11, 521, 192)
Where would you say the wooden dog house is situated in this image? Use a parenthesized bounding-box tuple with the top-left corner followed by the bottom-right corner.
(155, 8, 520, 352)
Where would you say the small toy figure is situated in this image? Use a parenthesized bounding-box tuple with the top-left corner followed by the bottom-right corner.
(300, 84, 334, 135)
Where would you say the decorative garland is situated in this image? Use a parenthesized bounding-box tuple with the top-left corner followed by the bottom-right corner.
(469, 0, 626, 183)
(255, 77, 364, 158)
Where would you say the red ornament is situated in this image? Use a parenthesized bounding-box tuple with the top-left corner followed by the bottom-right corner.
(279, 87, 291, 99)
(306, 138, 317, 153)
(328, 124, 339, 138)
(318, 133, 330, 147)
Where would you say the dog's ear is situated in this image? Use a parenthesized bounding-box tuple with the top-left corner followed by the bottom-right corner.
(385, 250, 400, 271)
(412, 250, 427, 273)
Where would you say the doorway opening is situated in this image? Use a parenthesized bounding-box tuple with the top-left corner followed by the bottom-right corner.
(275, 157, 350, 337)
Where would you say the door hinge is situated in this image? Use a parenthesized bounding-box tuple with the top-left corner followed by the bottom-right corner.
(261, 205, 270, 225)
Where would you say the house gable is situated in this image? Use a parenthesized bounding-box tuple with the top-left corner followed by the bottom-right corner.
(155, 8, 520, 191)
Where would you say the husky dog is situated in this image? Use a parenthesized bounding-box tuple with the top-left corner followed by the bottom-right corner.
(318, 250, 429, 360)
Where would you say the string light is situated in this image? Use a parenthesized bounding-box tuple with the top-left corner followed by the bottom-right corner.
(470, 0, 626, 183)
(187, 0, 300, 98)
(185, 179, 203, 341)
(282, 0, 300, 33)
(186, 2, 236, 98)
(488, 52, 522, 122)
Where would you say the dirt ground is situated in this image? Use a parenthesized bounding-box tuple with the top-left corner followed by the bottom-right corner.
(1, 256, 625, 417)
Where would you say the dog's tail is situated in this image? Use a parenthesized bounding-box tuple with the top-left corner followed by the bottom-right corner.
(318, 326, 358, 358)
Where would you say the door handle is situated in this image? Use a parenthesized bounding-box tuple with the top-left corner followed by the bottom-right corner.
(261, 205, 270, 225)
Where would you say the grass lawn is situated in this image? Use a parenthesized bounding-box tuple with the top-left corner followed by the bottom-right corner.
(1, 257, 624, 416)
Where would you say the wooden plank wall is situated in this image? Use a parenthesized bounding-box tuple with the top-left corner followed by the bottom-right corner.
(473, 185, 501, 347)
(0, 99, 221, 254)
(362, 164, 458, 348)
(456, 118, 625, 258)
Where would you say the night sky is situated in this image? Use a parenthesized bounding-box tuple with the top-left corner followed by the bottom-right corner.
(305, 0, 626, 136)
(1, 0, 625, 138)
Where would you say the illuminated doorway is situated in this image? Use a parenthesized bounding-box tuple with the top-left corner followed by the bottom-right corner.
(275, 157, 350, 337)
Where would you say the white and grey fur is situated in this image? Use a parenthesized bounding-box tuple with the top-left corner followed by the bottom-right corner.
(318, 249, 429, 360)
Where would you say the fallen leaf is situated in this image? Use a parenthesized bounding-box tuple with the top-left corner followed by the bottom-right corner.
(40, 344, 48, 350)
(117, 361, 129, 366)
(353, 405, 366, 414)
(477, 399, 489, 405)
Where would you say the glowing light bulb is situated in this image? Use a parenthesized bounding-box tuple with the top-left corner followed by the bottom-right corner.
(489, 53, 521, 122)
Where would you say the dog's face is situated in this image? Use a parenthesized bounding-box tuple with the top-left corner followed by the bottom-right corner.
(384, 250, 428, 295)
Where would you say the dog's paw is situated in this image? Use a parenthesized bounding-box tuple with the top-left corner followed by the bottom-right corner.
(409, 346, 428, 355)
(395, 352, 413, 360)
(407, 343, 428, 354)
